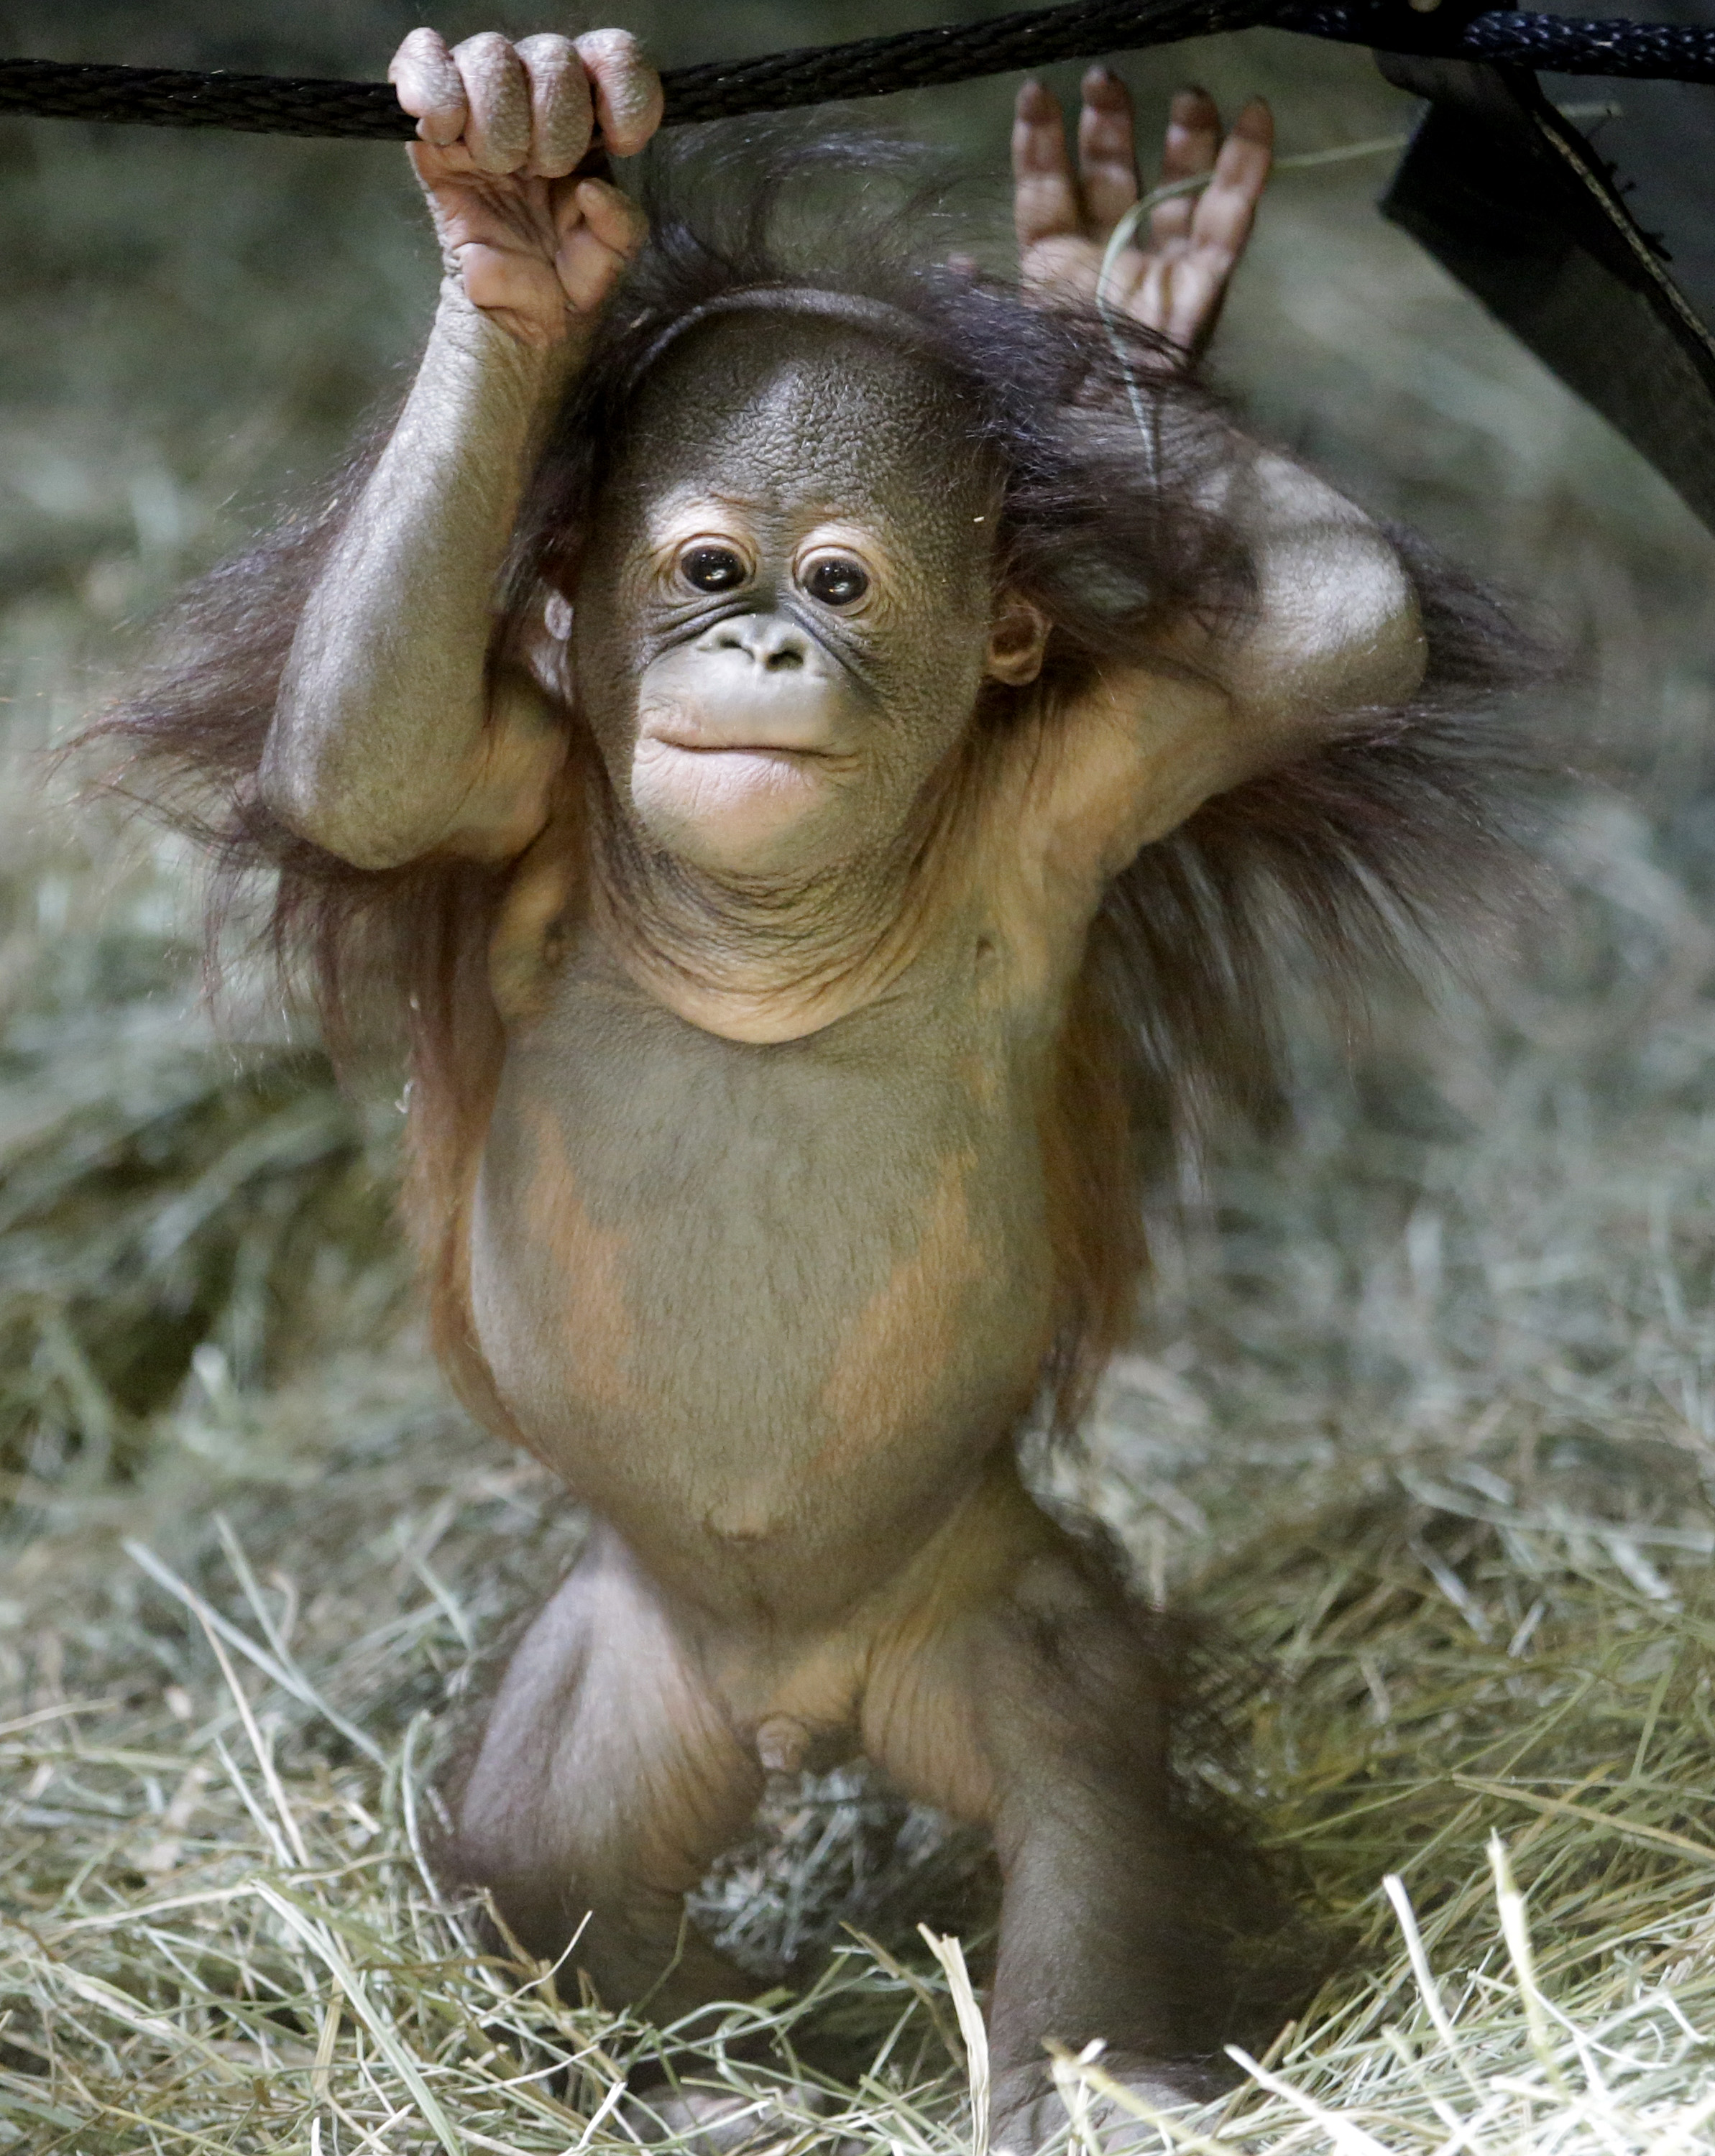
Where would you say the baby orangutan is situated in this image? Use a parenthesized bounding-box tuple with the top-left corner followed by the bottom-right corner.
(108, 26, 1533, 2147)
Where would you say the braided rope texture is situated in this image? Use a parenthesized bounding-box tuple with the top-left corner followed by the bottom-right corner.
(3, 0, 1715, 139)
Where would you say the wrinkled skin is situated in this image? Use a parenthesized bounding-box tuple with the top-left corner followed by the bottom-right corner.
(571, 321, 1002, 887)
(261, 29, 1425, 2147)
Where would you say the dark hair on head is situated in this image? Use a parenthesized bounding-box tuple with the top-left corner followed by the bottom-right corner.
(515, 128, 1252, 699)
(75, 121, 1551, 1439)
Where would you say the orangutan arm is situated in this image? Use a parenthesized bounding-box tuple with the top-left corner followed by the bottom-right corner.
(1032, 448, 1427, 886)
(259, 300, 582, 870)
(259, 29, 657, 872)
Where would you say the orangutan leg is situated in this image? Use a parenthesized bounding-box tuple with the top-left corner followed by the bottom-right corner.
(453, 1524, 765, 2019)
(860, 1468, 1221, 2148)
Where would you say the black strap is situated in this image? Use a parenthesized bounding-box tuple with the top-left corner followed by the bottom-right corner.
(1381, 54, 1715, 531)
(6, 2, 1715, 139)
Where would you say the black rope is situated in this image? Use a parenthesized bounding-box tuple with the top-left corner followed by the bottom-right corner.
(4, 0, 1715, 141)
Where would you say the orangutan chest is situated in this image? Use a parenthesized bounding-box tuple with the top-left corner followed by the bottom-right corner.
(465, 955, 1054, 1514)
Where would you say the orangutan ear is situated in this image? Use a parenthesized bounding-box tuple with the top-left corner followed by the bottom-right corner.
(984, 592, 1050, 685)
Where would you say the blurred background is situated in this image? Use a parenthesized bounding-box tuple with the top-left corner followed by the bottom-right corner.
(4, 0, 1715, 2014)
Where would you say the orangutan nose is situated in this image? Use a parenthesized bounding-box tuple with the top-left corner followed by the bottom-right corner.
(708, 614, 809, 671)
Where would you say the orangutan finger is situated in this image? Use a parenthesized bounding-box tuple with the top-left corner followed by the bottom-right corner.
(1075, 67, 1141, 237)
(1172, 98, 1273, 324)
(1185, 95, 1274, 259)
(1149, 86, 1221, 252)
(1013, 78, 1085, 251)
(562, 176, 648, 259)
(515, 34, 592, 178)
(451, 32, 531, 175)
(388, 27, 466, 149)
(574, 28, 664, 158)
(556, 179, 651, 313)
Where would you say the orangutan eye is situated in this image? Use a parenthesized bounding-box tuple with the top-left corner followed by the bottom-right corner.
(803, 557, 869, 607)
(681, 545, 747, 594)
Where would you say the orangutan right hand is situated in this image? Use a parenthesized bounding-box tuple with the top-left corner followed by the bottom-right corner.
(389, 27, 663, 349)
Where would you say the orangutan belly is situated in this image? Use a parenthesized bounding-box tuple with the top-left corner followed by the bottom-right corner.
(467, 943, 1056, 1623)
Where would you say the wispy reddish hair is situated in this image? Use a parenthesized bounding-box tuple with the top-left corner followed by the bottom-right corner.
(81, 127, 1551, 1439)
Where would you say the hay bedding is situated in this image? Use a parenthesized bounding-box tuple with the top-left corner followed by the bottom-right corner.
(8, 17, 1715, 2147)
(6, 785, 1715, 2155)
